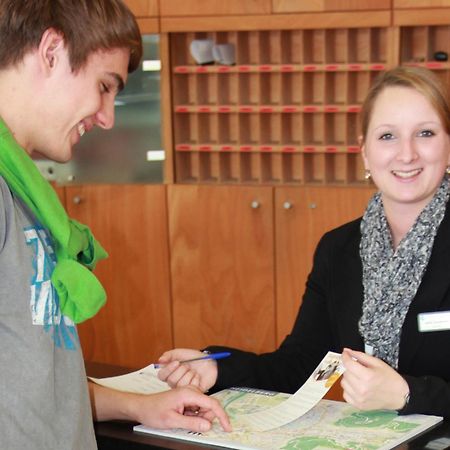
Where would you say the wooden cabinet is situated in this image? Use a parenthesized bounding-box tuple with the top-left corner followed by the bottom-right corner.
(168, 185, 276, 353)
(394, 6, 450, 86)
(167, 21, 391, 185)
(275, 186, 374, 344)
(66, 185, 173, 369)
(55, 182, 374, 366)
(167, 184, 374, 354)
(51, 182, 66, 204)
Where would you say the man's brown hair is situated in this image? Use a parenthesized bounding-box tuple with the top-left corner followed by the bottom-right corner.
(0, 0, 142, 72)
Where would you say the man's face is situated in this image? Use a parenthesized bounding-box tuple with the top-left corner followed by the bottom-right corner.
(34, 46, 130, 162)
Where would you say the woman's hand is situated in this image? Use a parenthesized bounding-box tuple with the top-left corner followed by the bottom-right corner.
(157, 348, 218, 393)
(341, 348, 409, 411)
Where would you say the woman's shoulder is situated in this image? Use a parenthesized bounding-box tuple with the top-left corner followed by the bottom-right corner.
(319, 216, 363, 252)
(325, 216, 362, 238)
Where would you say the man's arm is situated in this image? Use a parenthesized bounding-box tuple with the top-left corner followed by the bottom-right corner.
(88, 381, 231, 432)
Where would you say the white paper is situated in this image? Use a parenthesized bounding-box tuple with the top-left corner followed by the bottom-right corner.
(241, 351, 344, 431)
(88, 364, 170, 394)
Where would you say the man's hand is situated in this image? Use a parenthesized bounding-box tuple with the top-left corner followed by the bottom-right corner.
(131, 386, 231, 432)
(89, 382, 231, 433)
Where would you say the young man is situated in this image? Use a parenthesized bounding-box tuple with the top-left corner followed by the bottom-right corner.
(0, 1, 230, 449)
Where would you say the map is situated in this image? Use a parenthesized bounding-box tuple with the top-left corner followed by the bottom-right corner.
(134, 387, 443, 450)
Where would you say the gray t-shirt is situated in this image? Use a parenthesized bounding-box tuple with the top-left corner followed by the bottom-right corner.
(0, 176, 97, 449)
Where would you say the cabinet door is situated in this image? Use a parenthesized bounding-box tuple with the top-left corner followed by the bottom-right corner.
(168, 185, 275, 353)
(51, 182, 66, 204)
(275, 186, 374, 344)
(66, 185, 172, 368)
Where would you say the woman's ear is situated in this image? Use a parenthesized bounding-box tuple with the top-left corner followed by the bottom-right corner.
(359, 135, 369, 170)
(447, 135, 450, 167)
(38, 28, 65, 74)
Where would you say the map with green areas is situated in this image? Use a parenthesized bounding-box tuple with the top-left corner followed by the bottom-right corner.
(134, 387, 442, 450)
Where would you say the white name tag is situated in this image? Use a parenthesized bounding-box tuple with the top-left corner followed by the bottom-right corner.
(417, 311, 450, 332)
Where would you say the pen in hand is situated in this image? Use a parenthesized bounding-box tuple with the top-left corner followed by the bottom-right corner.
(154, 352, 231, 369)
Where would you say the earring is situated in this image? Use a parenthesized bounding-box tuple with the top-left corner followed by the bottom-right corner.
(446, 166, 450, 175)
(364, 169, 371, 180)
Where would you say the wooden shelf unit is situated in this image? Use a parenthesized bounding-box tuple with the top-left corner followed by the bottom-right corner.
(400, 24, 450, 86)
(170, 27, 389, 185)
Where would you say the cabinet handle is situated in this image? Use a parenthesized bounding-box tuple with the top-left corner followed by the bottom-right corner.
(283, 201, 293, 210)
(250, 200, 260, 209)
(308, 202, 317, 209)
(73, 195, 83, 205)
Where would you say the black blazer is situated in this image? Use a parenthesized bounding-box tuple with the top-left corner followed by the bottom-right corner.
(208, 203, 450, 418)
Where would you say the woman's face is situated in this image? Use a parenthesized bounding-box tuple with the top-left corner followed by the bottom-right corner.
(362, 85, 450, 215)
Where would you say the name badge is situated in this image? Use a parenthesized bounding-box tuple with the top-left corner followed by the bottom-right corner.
(417, 311, 450, 332)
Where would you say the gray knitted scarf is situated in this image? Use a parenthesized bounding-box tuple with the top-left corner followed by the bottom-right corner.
(359, 177, 449, 369)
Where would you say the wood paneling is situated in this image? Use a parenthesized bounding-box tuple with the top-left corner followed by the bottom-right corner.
(161, 10, 391, 32)
(168, 185, 275, 353)
(160, 33, 175, 183)
(136, 17, 159, 34)
(273, 0, 391, 13)
(394, 0, 450, 7)
(160, 0, 271, 17)
(68, 185, 173, 369)
(394, 8, 450, 25)
(275, 186, 374, 344)
(125, 0, 159, 17)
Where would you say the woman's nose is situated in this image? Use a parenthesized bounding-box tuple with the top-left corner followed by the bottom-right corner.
(396, 138, 418, 163)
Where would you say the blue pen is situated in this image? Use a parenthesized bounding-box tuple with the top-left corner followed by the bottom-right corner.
(154, 351, 231, 369)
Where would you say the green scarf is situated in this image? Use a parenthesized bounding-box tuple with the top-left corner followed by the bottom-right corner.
(0, 118, 107, 323)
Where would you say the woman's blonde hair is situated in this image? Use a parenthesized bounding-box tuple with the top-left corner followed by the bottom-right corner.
(360, 66, 450, 142)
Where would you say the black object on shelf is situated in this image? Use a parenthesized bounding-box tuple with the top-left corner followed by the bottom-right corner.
(434, 51, 448, 62)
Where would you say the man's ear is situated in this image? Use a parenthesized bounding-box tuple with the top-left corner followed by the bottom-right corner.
(38, 28, 65, 74)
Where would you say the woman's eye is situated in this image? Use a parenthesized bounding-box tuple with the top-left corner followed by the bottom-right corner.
(418, 129, 435, 137)
(379, 133, 394, 141)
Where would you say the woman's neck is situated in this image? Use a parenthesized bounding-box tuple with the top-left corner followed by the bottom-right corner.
(383, 202, 424, 250)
